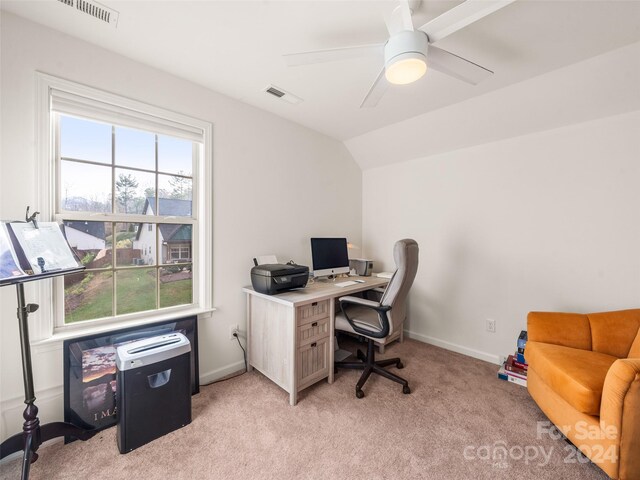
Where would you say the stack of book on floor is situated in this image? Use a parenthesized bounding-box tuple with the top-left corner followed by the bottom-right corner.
(497, 330, 528, 387)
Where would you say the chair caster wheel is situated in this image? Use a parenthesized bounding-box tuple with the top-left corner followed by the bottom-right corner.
(356, 389, 365, 399)
(402, 385, 411, 394)
(396, 361, 404, 369)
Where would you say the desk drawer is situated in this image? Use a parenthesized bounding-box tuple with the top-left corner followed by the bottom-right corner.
(297, 317, 329, 347)
(297, 337, 330, 390)
(297, 300, 329, 326)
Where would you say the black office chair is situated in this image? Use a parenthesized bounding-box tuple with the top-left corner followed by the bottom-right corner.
(334, 239, 419, 398)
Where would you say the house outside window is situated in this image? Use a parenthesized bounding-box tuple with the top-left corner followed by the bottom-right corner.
(36, 74, 212, 336)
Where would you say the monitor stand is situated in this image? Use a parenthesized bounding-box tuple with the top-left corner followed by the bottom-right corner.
(316, 273, 350, 282)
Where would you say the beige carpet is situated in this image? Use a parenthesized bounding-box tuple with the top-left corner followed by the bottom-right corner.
(0, 339, 607, 480)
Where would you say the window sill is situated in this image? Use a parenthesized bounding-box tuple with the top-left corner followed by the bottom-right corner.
(31, 306, 217, 346)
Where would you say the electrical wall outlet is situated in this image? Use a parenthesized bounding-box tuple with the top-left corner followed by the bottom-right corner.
(486, 318, 496, 333)
(229, 324, 239, 340)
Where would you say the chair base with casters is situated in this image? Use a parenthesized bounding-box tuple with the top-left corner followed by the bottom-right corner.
(335, 336, 410, 398)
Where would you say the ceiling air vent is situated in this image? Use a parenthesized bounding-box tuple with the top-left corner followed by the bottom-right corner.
(266, 87, 285, 98)
(264, 85, 303, 105)
(57, 0, 119, 27)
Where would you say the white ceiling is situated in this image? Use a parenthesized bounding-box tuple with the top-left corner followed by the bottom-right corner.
(3, 0, 640, 141)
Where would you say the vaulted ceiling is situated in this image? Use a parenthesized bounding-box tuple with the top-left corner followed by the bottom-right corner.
(3, 0, 640, 142)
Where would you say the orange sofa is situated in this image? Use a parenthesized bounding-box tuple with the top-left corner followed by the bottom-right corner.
(527, 309, 640, 480)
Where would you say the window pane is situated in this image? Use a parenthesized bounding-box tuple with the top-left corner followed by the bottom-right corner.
(64, 271, 114, 323)
(60, 115, 111, 164)
(158, 136, 192, 175)
(158, 174, 192, 214)
(61, 161, 112, 212)
(116, 268, 157, 315)
(114, 168, 155, 214)
(158, 224, 192, 264)
(113, 222, 153, 266)
(115, 126, 155, 170)
(160, 264, 192, 308)
(64, 221, 112, 268)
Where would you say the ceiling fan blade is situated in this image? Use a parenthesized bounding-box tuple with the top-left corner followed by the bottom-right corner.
(418, 0, 516, 43)
(360, 67, 388, 108)
(385, 0, 415, 36)
(428, 45, 492, 85)
(400, 0, 415, 31)
(284, 44, 384, 67)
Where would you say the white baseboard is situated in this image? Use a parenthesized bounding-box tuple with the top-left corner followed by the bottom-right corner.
(1, 384, 62, 413)
(404, 330, 501, 365)
(0, 385, 65, 465)
(198, 360, 246, 385)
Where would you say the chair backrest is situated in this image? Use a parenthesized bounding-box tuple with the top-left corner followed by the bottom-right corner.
(380, 239, 419, 336)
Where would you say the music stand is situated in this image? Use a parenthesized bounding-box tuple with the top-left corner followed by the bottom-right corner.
(0, 211, 98, 479)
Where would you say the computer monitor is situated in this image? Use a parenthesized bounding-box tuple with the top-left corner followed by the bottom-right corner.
(310, 238, 350, 278)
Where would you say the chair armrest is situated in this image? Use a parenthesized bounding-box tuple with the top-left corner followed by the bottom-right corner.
(527, 311, 592, 350)
(338, 296, 391, 338)
(600, 358, 640, 477)
(339, 296, 384, 309)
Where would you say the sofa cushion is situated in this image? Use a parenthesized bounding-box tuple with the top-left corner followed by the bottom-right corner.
(527, 312, 592, 350)
(588, 309, 640, 358)
(526, 341, 618, 415)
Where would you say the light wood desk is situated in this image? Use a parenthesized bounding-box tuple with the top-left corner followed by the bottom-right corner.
(243, 275, 388, 405)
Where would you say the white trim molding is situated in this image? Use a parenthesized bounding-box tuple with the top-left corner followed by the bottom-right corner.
(33, 72, 214, 341)
(403, 329, 502, 365)
(0, 384, 63, 447)
(198, 360, 246, 386)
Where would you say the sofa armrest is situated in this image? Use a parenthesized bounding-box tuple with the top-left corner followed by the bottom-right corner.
(600, 358, 640, 479)
(527, 311, 592, 350)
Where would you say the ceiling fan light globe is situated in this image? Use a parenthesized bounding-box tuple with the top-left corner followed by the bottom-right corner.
(385, 53, 427, 85)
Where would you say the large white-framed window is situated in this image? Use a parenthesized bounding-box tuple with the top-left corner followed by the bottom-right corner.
(34, 73, 213, 339)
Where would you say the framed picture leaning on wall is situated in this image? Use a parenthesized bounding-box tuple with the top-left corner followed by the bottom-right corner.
(63, 315, 199, 440)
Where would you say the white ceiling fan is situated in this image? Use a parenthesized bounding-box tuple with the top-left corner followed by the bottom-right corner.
(284, 0, 516, 108)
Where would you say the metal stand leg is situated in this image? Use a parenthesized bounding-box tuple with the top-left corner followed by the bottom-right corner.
(0, 283, 97, 480)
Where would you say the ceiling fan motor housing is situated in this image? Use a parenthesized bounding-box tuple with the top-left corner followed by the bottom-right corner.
(384, 30, 429, 84)
(384, 30, 429, 66)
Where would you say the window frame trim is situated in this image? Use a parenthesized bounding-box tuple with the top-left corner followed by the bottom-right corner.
(34, 72, 213, 341)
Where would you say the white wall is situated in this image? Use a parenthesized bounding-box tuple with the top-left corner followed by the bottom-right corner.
(362, 110, 640, 363)
(358, 41, 640, 365)
(0, 12, 361, 440)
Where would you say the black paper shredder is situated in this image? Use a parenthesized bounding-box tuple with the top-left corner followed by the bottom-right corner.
(115, 333, 191, 453)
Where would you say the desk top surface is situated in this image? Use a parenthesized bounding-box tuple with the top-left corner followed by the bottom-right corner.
(243, 275, 388, 307)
